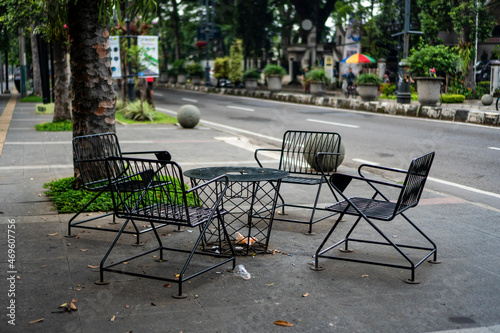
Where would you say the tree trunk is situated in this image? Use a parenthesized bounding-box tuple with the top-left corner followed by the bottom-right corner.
(171, 0, 181, 61)
(30, 24, 42, 96)
(52, 41, 70, 122)
(68, 0, 116, 138)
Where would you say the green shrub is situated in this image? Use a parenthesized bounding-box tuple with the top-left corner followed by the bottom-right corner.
(263, 64, 287, 78)
(380, 83, 396, 96)
(440, 94, 465, 103)
(228, 39, 243, 83)
(242, 68, 260, 80)
(35, 120, 73, 131)
(355, 73, 382, 85)
(214, 57, 230, 79)
(305, 69, 328, 83)
(172, 59, 186, 75)
(408, 42, 459, 77)
(186, 62, 204, 77)
(478, 81, 490, 87)
(121, 100, 156, 121)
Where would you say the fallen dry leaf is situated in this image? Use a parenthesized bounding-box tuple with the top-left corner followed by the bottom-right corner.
(80, 249, 88, 252)
(41, 265, 48, 268)
(47, 232, 58, 236)
(72, 299, 78, 303)
(88, 265, 99, 269)
(163, 283, 172, 288)
(302, 292, 309, 297)
(110, 315, 116, 322)
(29, 318, 44, 324)
(69, 302, 77, 311)
(60, 303, 68, 308)
(151, 302, 157, 306)
(273, 320, 294, 327)
(125, 304, 130, 309)
(362, 275, 369, 278)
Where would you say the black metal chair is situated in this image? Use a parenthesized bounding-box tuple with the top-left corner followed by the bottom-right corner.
(96, 157, 235, 299)
(255, 130, 343, 234)
(312, 151, 439, 283)
(68, 133, 172, 244)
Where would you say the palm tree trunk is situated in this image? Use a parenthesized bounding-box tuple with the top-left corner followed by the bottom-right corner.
(68, 0, 116, 137)
(52, 41, 70, 122)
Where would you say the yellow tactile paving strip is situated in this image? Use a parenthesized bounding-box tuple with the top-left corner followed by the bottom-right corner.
(0, 93, 17, 157)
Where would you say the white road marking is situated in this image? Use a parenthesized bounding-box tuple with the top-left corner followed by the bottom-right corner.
(352, 159, 379, 165)
(153, 92, 163, 96)
(182, 98, 198, 103)
(428, 177, 500, 200)
(0, 164, 73, 170)
(227, 105, 254, 112)
(488, 147, 500, 151)
(307, 118, 359, 128)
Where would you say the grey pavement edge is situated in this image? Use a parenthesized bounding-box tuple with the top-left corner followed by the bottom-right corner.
(0, 92, 499, 333)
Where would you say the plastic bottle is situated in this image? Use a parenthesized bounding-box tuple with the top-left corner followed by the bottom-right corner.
(233, 265, 251, 280)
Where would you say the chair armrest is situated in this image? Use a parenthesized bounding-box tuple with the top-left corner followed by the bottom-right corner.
(330, 172, 404, 192)
(122, 150, 172, 162)
(187, 175, 229, 215)
(254, 148, 281, 168)
(358, 164, 407, 178)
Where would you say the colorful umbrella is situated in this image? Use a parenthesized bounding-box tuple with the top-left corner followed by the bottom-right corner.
(341, 53, 376, 64)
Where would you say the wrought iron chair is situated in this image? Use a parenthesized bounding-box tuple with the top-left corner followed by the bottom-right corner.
(254, 130, 343, 234)
(96, 157, 235, 299)
(68, 133, 172, 244)
(312, 151, 439, 283)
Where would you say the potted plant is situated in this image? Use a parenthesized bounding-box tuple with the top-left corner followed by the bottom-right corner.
(186, 62, 204, 85)
(172, 60, 187, 84)
(242, 68, 260, 91)
(263, 64, 286, 91)
(355, 73, 383, 101)
(305, 69, 329, 96)
(408, 43, 458, 106)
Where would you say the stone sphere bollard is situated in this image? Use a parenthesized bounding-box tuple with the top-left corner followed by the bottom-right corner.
(177, 104, 200, 128)
(303, 134, 345, 172)
(481, 94, 493, 106)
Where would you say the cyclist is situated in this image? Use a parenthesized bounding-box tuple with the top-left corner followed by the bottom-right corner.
(342, 68, 357, 98)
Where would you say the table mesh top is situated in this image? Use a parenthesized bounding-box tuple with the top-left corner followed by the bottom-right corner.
(184, 166, 288, 182)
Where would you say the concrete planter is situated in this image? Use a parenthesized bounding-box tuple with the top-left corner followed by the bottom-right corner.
(245, 79, 258, 91)
(267, 75, 282, 91)
(310, 82, 326, 97)
(191, 76, 202, 85)
(177, 74, 187, 84)
(357, 84, 379, 101)
(169, 76, 177, 84)
(416, 77, 443, 106)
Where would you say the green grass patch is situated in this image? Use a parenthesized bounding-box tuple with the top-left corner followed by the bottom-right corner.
(115, 110, 177, 125)
(21, 95, 44, 103)
(380, 93, 419, 101)
(35, 120, 73, 131)
(36, 103, 55, 114)
(44, 176, 198, 213)
(440, 94, 465, 103)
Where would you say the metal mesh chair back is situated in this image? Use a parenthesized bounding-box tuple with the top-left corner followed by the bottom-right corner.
(106, 157, 218, 228)
(73, 133, 124, 191)
(279, 130, 342, 175)
(396, 151, 435, 214)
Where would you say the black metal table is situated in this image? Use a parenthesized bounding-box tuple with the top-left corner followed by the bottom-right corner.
(184, 166, 288, 255)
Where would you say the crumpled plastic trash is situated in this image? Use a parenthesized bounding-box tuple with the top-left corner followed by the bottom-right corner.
(235, 231, 257, 246)
(233, 264, 251, 280)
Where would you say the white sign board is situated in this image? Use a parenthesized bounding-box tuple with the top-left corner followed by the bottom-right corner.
(137, 36, 159, 77)
(109, 36, 122, 78)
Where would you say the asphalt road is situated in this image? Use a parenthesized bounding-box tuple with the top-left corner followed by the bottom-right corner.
(153, 87, 500, 208)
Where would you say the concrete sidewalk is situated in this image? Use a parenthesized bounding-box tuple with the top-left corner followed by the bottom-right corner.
(1, 93, 500, 333)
